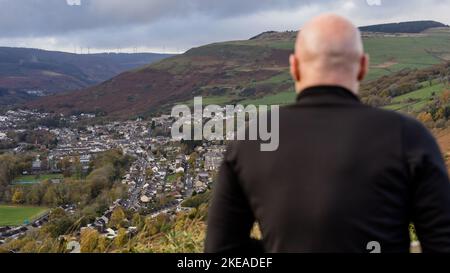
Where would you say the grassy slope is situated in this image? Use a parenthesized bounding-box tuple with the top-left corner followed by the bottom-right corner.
(385, 83, 447, 111)
(0, 205, 48, 226)
(363, 35, 450, 80)
(436, 129, 450, 173)
(180, 30, 450, 108)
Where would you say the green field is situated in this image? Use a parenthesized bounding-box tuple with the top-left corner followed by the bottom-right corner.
(385, 83, 447, 112)
(12, 173, 63, 185)
(188, 31, 450, 107)
(228, 31, 450, 81)
(248, 33, 450, 106)
(0, 205, 48, 226)
(363, 35, 450, 80)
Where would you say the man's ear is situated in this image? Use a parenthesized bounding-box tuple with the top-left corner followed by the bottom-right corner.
(357, 54, 369, 82)
(290, 54, 301, 82)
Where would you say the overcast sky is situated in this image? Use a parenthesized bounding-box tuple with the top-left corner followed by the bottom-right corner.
(0, 0, 449, 54)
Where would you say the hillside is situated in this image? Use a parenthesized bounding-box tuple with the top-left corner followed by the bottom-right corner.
(27, 21, 450, 118)
(360, 20, 448, 33)
(436, 129, 450, 173)
(0, 47, 173, 105)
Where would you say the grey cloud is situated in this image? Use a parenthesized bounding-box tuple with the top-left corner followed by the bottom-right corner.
(0, 0, 449, 52)
(0, 0, 310, 37)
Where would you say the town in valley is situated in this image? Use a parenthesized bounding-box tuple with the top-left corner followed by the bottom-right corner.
(0, 108, 226, 250)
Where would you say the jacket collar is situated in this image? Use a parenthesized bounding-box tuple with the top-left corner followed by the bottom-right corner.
(296, 85, 361, 105)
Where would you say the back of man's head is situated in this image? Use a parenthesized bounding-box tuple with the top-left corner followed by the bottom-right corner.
(290, 14, 369, 94)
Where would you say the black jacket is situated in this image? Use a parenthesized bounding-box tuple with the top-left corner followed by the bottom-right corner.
(205, 85, 450, 253)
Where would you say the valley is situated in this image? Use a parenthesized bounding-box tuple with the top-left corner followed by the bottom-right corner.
(24, 25, 450, 119)
(0, 48, 173, 106)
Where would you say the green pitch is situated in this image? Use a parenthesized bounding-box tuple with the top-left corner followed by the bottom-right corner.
(0, 205, 48, 226)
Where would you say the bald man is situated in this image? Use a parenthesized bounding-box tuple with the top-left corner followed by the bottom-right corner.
(205, 14, 450, 253)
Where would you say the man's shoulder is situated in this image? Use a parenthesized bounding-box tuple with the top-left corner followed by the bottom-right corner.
(280, 102, 431, 136)
(362, 106, 431, 135)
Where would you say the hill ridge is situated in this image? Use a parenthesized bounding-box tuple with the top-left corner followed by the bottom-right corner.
(249, 20, 449, 41)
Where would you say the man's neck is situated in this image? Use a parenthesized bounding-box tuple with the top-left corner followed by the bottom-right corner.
(296, 81, 359, 96)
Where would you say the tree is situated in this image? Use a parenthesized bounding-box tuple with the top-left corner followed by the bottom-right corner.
(145, 168, 154, 179)
(131, 213, 143, 230)
(181, 191, 211, 208)
(26, 184, 42, 205)
(109, 207, 126, 229)
(0, 153, 29, 187)
(441, 90, 450, 104)
(188, 152, 198, 169)
(435, 108, 446, 121)
(417, 112, 433, 124)
(73, 156, 83, 179)
(142, 217, 160, 236)
(49, 207, 67, 221)
(43, 186, 58, 206)
(176, 172, 184, 180)
(60, 157, 73, 178)
(87, 164, 113, 199)
(12, 189, 24, 204)
(45, 216, 75, 238)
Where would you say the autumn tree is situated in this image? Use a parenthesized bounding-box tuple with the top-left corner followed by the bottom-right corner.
(417, 112, 433, 124)
(109, 207, 126, 229)
(43, 186, 58, 206)
(12, 189, 24, 204)
(49, 207, 67, 221)
(145, 168, 154, 179)
(59, 157, 73, 178)
(441, 90, 450, 104)
(188, 152, 198, 169)
(131, 213, 143, 230)
(435, 108, 446, 121)
(26, 184, 42, 205)
(73, 156, 83, 179)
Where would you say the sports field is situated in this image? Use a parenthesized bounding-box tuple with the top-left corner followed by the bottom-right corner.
(12, 173, 63, 185)
(0, 205, 48, 226)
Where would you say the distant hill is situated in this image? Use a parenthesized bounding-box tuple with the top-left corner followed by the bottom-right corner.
(27, 21, 450, 119)
(0, 47, 173, 105)
(360, 20, 449, 33)
(249, 31, 296, 40)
